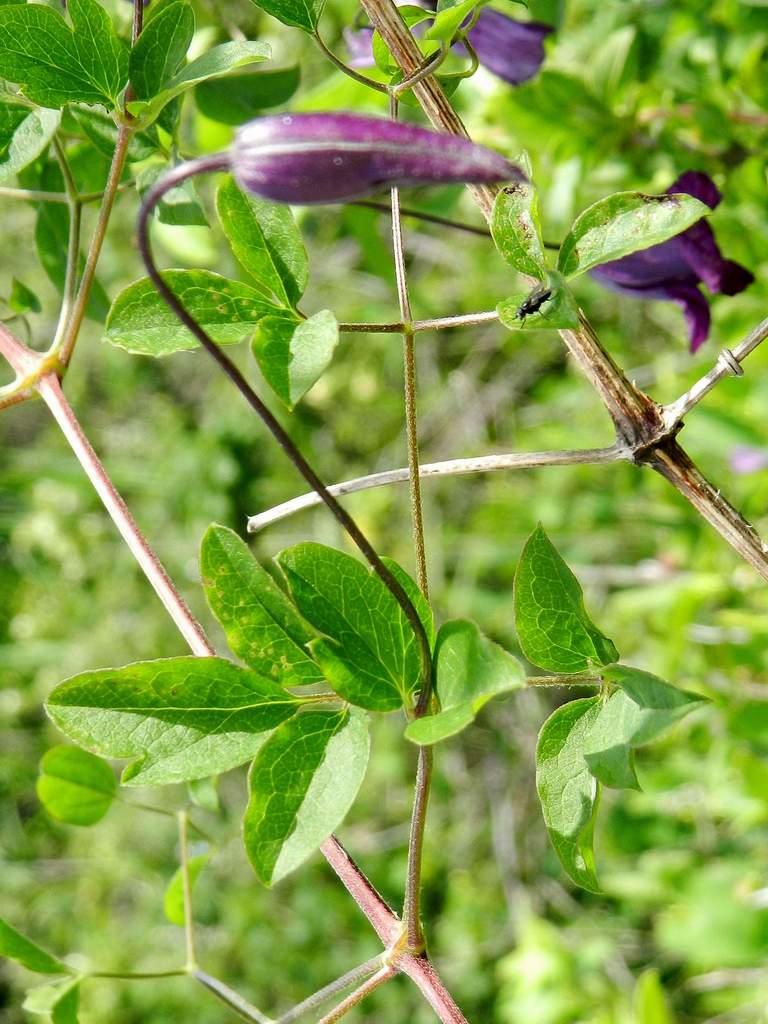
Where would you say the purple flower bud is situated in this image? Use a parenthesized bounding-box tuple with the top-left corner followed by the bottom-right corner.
(465, 10, 552, 86)
(230, 112, 523, 205)
(591, 171, 754, 352)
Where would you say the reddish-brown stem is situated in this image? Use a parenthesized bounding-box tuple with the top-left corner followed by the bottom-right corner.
(37, 372, 214, 656)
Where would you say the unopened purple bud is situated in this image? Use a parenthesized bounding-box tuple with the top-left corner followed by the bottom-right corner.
(230, 112, 523, 205)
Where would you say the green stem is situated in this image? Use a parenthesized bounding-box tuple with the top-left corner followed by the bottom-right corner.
(194, 970, 274, 1024)
(87, 969, 188, 980)
(274, 956, 385, 1023)
(51, 119, 134, 368)
(390, 95, 431, 956)
(178, 811, 197, 971)
(50, 137, 82, 351)
(338, 310, 499, 334)
(313, 30, 390, 94)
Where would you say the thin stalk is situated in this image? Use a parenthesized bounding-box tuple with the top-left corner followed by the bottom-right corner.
(351, 199, 560, 248)
(391, 43, 449, 98)
(137, 158, 432, 717)
(52, 119, 135, 368)
(50, 137, 83, 351)
(337, 309, 499, 333)
(390, 97, 432, 953)
(313, 30, 390, 94)
(194, 970, 274, 1024)
(246, 445, 626, 531)
(663, 317, 768, 429)
(88, 969, 187, 980)
(526, 674, 602, 686)
(36, 372, 214, 656)
(402, 745, 432, 952)
(390, 176, 429, 602)
(274, 956, 385, 1024)
(0, 186, 70, 203)
(178, 811, 197, 971)
(316, 965, 396, 1024)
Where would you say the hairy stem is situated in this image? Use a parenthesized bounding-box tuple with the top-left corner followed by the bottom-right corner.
(317, 966, 396, 1024)
(338, 310, 499, 334)
(246, 445, 627, 531)
(36, 372, 214, 655)
(275, 956, 385, 1024)
(663, 317, 768, 428)
(402, 745, 433, 952)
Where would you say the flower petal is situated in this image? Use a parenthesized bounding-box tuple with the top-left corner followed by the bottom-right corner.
(667, 170, 721, 211)
(467, 11, 552, 85)
(231, 112, 524, 204)
(343, 27, 376, 68)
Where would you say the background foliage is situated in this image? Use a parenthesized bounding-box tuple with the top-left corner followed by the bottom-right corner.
(2, 0, 768, 1020)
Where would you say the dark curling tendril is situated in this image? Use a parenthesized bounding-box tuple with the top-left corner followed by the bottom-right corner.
(137, 158, 434, 716)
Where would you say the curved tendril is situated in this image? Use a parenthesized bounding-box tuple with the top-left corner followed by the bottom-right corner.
(137, 157, 433, 715)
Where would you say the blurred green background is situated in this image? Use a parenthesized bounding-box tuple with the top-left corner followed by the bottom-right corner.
(2, 0, 768, 1020)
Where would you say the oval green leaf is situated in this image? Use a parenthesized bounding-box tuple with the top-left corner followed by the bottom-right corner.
(37, 745, 116, 826)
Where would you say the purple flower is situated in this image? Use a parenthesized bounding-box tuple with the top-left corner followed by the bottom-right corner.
(230, 112, 523, 205)
(730, 446, 768, 475)
(344, 9, 551, 86)
(465, 10, 552, 85)
(343, 26, 376, 68)
(591, 171, 754, 352)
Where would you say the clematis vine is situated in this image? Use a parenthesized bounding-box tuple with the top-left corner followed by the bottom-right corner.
(591, 171, 754, 352)
(345, 7, 552, 86)
(229, 112, 523, 204)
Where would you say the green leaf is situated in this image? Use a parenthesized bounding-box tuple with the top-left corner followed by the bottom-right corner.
(137, 164, 208, 227)
(129, 2, 194, 107)
(217, 176, 308, 307)
(252, 311, 339, 410)
(491, 166, 547, 278)
(514, 525, 619, 673)
(406, 620, 525, 745)
(633, 970, 676, 1024)
(163, 854, 209, 925)
(536, 697, 602, 892)
(195, 66, 300, 125)
(583, 665, 706, 789)
(276, 543, 422, 712)
(127, 41, 271, 123)
(243, 708, 370, 885)
(0, 103, 60, 184)
(105, 270, 281, 357)
(23, 979, 80, 1023)
(9, 277, 41, 315)
(0, 918, 69, 975)
(248, 0, 326, 34)
(37, 745, 116, 826)
(425, 0, 484, 42)
(557, 191, 711, 279)
(200, 524, 324, 687)
(373, 7, 433, 73)
(0, 0, 128, 109)
(497, 270, 580, 331)
(45, 657, 300, 786)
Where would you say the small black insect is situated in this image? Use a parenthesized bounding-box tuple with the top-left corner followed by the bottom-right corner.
(516, 283, 552, 324)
